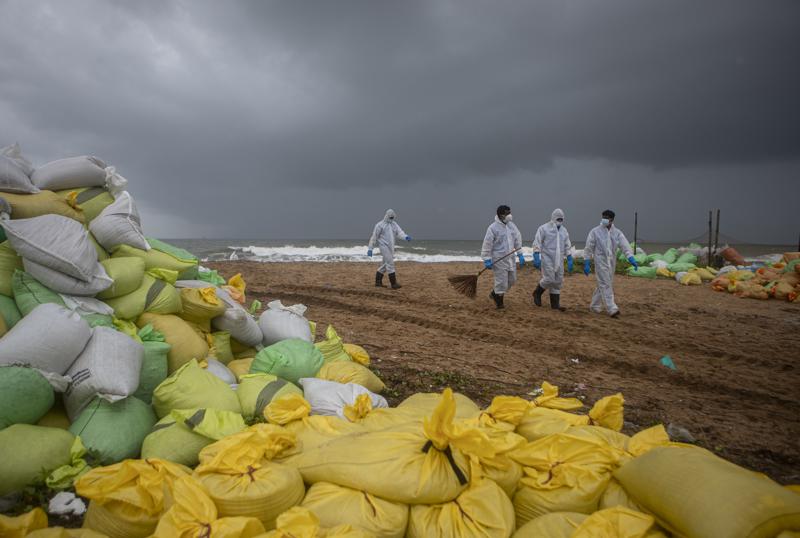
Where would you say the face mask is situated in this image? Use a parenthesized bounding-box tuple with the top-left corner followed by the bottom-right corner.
(389, 216, 394, 220)
(601, 218, 610, 227)
(503, 214, 513, 223)
(556, 219, 563, 228)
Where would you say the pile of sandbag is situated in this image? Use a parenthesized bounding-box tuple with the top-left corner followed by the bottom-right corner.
(710, 253, 800, 302)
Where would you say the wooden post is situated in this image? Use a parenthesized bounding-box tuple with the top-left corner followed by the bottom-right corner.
(714, 209, 721, 267)
(633, 212, 638, 255)
(708, 210, 713, 267)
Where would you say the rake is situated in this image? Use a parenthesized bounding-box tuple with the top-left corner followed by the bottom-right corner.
(448, 248, 521, 298)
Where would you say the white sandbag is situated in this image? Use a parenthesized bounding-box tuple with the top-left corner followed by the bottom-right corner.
(0, 155, 38, 194)
(299, 377, 388, 418)
(203, 358, 236, 385)
(1, 143, 35, 177)
(717, 265, 737, 275)
(59, 294, 115, 317)
(651, 260, 669, 270)
(30, 155, 107, 191)
(64, 326, 144, 420)
(3, 215, 102, 282)
(174, 281, 263, 347)
(259, 300, 313, 345)
(0, 303, 92, 375)
(674, 271, 688, 283)
(88, 191, 150, 251)
(23, 258, 113, 296)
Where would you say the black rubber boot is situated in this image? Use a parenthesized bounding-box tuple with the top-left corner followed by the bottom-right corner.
(533, 284, 545, 307)
(490, 290, 504, 309)
(388, 272, 402, 289)
(550, 293, 566, 312)
(375, 271, 385, 287)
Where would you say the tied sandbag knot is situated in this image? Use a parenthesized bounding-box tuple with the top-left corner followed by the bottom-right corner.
(421, 439, 468, 486)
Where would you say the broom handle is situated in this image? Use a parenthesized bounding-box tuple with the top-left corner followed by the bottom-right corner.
(478, 248, 522, 276)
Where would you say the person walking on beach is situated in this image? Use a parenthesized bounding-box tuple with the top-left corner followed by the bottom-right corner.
(532, 208, 573, 311)
(583, 209, 638, 317)
(482, 205, 524, 309)
(367, 209, 411, 289)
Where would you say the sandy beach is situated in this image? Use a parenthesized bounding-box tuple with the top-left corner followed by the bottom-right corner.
(207, 260, 800, 483)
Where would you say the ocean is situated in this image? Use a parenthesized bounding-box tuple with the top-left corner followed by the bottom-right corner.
(167, 239, 796, 264)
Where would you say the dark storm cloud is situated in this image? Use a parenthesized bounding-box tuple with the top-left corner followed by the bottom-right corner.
(0, 0, 798, 241)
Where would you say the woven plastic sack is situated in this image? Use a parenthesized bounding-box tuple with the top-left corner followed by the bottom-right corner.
(0, 190, 86, 222)
(76, 458, 190, 538)
(291, 389, 496, 505)
(679, 272, 702, 286)
(229, 357, 255, 381)
(11, 269, 65, 315)
(0, 153, 38, 193)
(56, 186, 115, 222)
(136, 313, 209, 373)
(252, 338, 324, 384)
(314, 324, 351, 363)
(194, 424, 305, 529)
(89, 191, 149, 251)
(177, 287, 226, 332)
(0, 240, 22, 296)
(104, 274, 181, 320)
(302, 482, 409, 538)
(23, 256, 112, 296)
(0, 424, 74, 495)
(213, 287, 263, 347)
(512, 507, 666, 538)
(0, 507, 48, 537)
(25, 529, 110, 537)
(37, 397, 71, 430)
(511, 433, 623, 526)
(264, 393, 313, 426)
(0, 303, 92, 377)
(97, 256, 145, 299)
(237, 373, 304, 420)
(300, 377, 388, 418)
(152, 359, 241, 418)
(397, 391, 481, 419)
(615, 445, 800, 538)
(261, 506, 373, 537)
(317, 360, 385, 393)
(211, 330, 235, 364)
(69, 397, 156, 464)
(0, 365, 54, 429)
(31, 155, 107, 191)
(112, 241, 197, 280)
(132, 324, 171, 404)
(259, 300, 313, 345)
(343, 343, 370, 366)
(407, 479, 515, 538)
(626, 266, 657, 279)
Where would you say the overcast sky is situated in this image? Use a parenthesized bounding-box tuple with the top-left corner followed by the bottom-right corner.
(1, 1, 798, 243)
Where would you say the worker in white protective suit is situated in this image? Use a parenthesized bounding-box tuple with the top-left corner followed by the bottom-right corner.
(481, 205, 524, 309)
(532, 208, 574, 311)
(367, 209, 411, 289)
(583, 209, 638, 317)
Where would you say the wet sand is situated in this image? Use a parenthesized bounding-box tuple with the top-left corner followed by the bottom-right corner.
(208, 260, 800, 483)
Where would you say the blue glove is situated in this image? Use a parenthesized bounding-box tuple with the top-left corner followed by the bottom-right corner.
(628, 256, 638, 270)
(367, 249, 373, 257)
(517, 253, 525, 267)
(567, 255, 574, 273)
(533, 252, 541, 269)
(484, 259, 493, 269)
(584, 259, 591, 276)
(405, 235, 411, 241)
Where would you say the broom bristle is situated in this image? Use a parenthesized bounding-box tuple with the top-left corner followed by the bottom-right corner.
(448, 274, 479, 298)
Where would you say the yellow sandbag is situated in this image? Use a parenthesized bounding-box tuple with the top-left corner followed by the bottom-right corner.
(342, 343, 370, 366)
(237, 373, 304, 420)
(615, 445, 800, 538)
(0, 241, 23, 297)
(137, 313, 209, 373)
(75, 458, 191, 538)
(26, 528, 109, 537)
(151, 475, 265, 538)
(691, 267, 716, 281)
(510, 433, 623, 526)
(152, 359, 241, 418)
(512, 507, 666, 538)
(516, 406, 590, 441)
(56, 187, 115, 222)
(112, 244, 196, 278)
(228, 357, 255, 381)
(0, 507, 48, 538)
(317, 361, 385, 393)
(211, 331, 234, 364)
(533, 382, 585, 411)
(302, 482, 409, 538)
(265, 393, 312, 425)
(36, 398, 71, 430)
(397, 391, 481, 419)
(291, 389, 495, 505)
(477, 384, 584, 433)
(194, 424, 305, 529)
(407, 479, 515, 538)
(104, 274, 182, 320)
(177, 287, 226, 333)
(599, 478, 645, 512)
(512, 511, 587, 537)
(231, 338, 258, 360)
(315, 325, 352, 363)
(280, 415, 364, 458)
(655, 267, 674, 279)
(1, 190, 85, 223)
(261, 506, 373, 537)
(679, 272, 702, 286)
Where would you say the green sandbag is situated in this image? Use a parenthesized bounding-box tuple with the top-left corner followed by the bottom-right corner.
(0, 366, 55, 429)
(88, 231, 109, 260)
(667, 262, 697, 273)
(633, 253, 647, 265)
(0, 424, 74, 496)
(212, 331, 234, 364)
(102, 273, 182, 320)
(133, 325, 171, 405)
(251, 338, 325, 385)
(0, 294, 22, 329)
(12, 269, 66, 316)
(0, 241, 23, 297)
(112, 239, 198, 280)
(645, 253, 664, 264)
(69, 396, 156, 465)
(626, 266, 657, 279)
(152, 359, 241, 418)
(197, 268, 227, 286)
(676, 252, 698, 265)
(237, 373, 304, 419)
(662, 248, 678, 264)
(98, 256, 146, 299)
(141, 408, 246, 467)
(83, 313, 115, 328)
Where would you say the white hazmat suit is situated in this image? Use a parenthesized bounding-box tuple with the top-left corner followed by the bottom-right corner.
(481, 215, 522, 295)
(532, 208, 572, 295)
(368, 209, 407, 275)
(584, 223, 633, 315)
